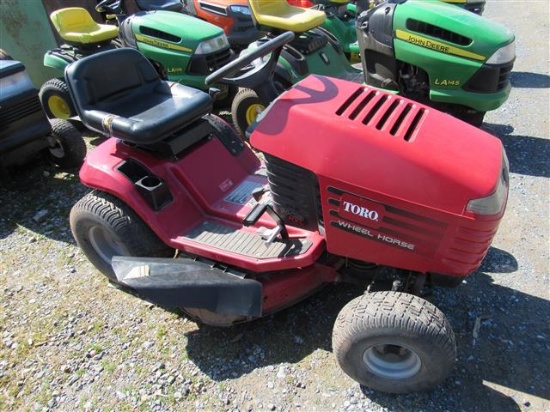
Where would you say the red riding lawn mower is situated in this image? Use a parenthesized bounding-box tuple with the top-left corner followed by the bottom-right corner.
(65, 33, 509, 393)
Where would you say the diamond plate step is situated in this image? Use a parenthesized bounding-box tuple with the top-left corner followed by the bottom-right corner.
(184, 221, 312, 259)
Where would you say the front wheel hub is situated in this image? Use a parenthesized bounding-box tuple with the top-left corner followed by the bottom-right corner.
(246, 103, 265, 126)
(47, 95, 72, 119)
(363, 344, 422, 380)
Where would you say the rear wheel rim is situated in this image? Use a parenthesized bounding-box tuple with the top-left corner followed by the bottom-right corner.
(363, 344, 422, 380)
(88, 226, 128, 265)
(48, 138, 65, 159)
(48, 95, 71, 119)
(245, 103, 265, 126)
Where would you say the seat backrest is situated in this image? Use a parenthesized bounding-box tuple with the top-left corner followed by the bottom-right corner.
(67, 48, 161, 112)
(65, 48, 213, 145)
(50, 7, 99, 36)
(249, 0, 292, 18)
(249, 0, 326, 33)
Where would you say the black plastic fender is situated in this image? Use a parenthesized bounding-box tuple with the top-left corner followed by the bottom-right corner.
(356, 2, 398, 88)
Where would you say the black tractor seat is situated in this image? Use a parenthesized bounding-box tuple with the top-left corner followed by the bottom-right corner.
(64, 48, 212, 145)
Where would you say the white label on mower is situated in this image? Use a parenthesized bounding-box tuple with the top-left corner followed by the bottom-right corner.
(225, 180, 264, 205)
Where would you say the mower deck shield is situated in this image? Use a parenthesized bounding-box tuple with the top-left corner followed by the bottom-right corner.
(112, 256, 262, 317)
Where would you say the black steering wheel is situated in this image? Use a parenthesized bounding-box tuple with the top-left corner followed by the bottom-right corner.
(205, 32, 294, 105)
(96, 0, 122, 14)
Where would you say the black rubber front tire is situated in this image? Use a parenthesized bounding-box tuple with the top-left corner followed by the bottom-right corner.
(231, 88, 265, 139)
(70, 191, 172, 280)
(39, 78, 76, 120)
(332, 291, 456, 394)
(46, 119, 87, 168)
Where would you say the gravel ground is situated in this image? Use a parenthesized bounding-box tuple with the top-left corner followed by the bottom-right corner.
(1, 2, 549, 412)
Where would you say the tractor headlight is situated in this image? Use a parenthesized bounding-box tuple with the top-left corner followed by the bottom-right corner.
(229, 5, 251, 15)
(195, 34, 230, 55)
(486, 41, 515, 65)
(467, 151, 509, 215)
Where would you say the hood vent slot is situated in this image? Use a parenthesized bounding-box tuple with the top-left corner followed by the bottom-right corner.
(376, 99, 400, 130)
(336, 87, 426, 141)
(335, 87, 364, 116)
(406, 19, 471, 46)
(363, 95, 389, 125)
(403, 109, 425, 141)
(140, 26, 181, 43)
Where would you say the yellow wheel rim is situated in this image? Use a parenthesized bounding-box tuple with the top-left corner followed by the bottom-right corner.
(48, 95, 71, 119)
(245, 103, 265, 126)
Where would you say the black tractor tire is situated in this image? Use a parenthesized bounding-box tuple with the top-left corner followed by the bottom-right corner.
(206, 113, 244, 154)
(39, 78, 76, 120)
(46, 119, 87, 168)
(456, 110, 486, 128)
(332, 291, 456, 394)
(231, 88, 266, 139)
(0, 49, 13, 60)
(70, 191, 173, 280)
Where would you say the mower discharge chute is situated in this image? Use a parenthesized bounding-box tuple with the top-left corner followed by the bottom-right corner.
(40, 1, 234, 120)
(65, 33, 509, 394)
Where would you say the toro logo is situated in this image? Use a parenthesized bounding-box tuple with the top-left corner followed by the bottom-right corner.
(342, 201, 379, 222)
(339, 193, 384, 228)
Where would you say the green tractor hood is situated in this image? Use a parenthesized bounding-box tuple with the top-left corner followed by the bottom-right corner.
(394, 0, 514, 61)
(128, 10, 226, 50)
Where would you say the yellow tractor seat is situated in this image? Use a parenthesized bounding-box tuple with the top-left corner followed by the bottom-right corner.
(249, 0, 326, 33)
(50, 7, 119, 46)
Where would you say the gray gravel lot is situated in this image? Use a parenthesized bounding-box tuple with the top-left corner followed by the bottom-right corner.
(1, 1, 549, 411)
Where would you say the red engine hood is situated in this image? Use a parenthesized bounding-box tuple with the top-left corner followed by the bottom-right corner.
(251, 75, 505, 216)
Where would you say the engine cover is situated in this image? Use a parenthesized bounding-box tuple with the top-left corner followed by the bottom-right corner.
(251, 75, 507, 276)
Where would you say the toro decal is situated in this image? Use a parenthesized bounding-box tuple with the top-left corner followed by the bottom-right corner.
(327, 188, 415, 251)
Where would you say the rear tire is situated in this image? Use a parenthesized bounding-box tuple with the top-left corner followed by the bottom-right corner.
(332, 291, 456, 393)
(39, 78, 76, 120)
(46, 119, 86, 168)
(454, 109, 486, 128)
(231, 88, 265, 139)
(70, 191, 172, 280)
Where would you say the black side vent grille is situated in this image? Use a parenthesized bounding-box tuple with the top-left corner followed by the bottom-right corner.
(497, 64, 513, 90)
(0, 93, 42, 128)
(406, 19, 471, 46)
(336, 87, 426, 141)
(204, 48, 233, 71)
(140, 26, 181, 44)
(265, 154, 322, 231)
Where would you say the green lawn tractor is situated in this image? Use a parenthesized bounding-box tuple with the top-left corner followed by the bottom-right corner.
(233, 0, 513, 135)
(40, 0, 234, 120)
(357, 0, 515, 126)
(230, 0, 362, 136)
(285, 0, 486, 64)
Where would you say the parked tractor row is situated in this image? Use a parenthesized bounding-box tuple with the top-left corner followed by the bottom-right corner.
(0, 0, 515, 395)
